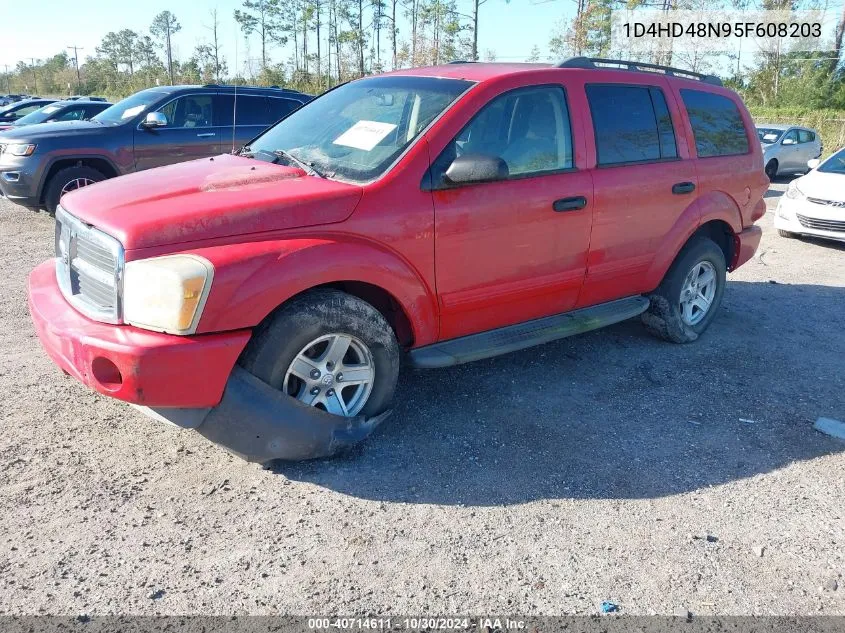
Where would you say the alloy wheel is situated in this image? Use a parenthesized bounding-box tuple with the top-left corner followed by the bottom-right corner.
(60, 178, 95, 196)
(679, 261, 717, 326)
(283, 333, 375, 417)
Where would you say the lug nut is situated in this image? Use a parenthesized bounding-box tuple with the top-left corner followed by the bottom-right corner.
(310, 387, 320, 395)
(326, 388, 335, 397)
(336, 373, 343, 382)
(310, 369, 321, 379)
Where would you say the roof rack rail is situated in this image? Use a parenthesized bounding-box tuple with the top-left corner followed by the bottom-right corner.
(202, 83, 298, 91)
(448, 60, 476, 64)
(557, 56, 723, 87)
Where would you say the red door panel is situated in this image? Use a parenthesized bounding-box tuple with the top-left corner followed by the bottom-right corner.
(434, 170, 593, 341)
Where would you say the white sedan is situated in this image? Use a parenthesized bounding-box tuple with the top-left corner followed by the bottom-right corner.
(775, 147, 845, 243)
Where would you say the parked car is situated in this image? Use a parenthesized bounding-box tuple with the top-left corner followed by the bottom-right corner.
(1, 94, 29, 105)
(0, 85, 310, 212)
(757, 124, 823, 179)
(0, 95, 13, 107)
(27, 58, 766, 463)
(774, 147, 845, 243)
(0, 99, 56, 125)
(0, 99, 112, 131)
(65, 95, 108, 102)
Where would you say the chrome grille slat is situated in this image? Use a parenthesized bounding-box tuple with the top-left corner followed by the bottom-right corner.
(78, 275, 115, 307)
(796, 213, 845, 233)
(75, 241, 116, 267)
(55, 206, 123, 323)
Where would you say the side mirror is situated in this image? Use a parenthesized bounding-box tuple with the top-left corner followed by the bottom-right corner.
(807, 158, 820, 170)
(444, 153, 509, 185)
(142, 111, 167, 128)
(782, 138, 796, 145)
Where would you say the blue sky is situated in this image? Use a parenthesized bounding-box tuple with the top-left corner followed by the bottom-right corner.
(0, 0, 577, 72)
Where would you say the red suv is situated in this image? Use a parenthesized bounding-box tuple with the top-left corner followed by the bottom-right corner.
(28, 58, 766, 463)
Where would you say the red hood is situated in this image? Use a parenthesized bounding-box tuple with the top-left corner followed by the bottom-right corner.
(61, 154, 363, 250)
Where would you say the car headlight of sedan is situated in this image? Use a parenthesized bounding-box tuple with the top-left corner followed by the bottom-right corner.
(123, 255, 214, 335)
(3, 143, 36, 156)
(785, 180, 805, 200)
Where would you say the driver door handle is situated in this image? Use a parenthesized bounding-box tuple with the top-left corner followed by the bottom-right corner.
(196, 132, 216, 138)
(553, 196, 588, 212)
(672, 181, 696, 195)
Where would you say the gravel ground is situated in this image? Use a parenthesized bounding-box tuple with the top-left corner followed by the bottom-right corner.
(1, 180, 843, 617)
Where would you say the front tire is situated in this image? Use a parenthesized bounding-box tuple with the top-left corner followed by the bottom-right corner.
(44, 165, 106, 214)
(765, 159, 778, 180)
(642, 236, 727, 344)
(777, 229, 794, 238)
(239, 289, 400, 419)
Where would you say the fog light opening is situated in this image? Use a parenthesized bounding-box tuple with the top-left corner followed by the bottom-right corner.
(91, 357, 123, 390)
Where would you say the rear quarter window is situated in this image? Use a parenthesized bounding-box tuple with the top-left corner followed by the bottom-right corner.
(680, 89, 749, 158)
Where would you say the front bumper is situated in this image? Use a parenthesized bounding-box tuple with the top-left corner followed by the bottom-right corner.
(775, 196, 845, 243)
(28, 259, 392, 462)
(28, 259, 251, 407)
(0, 154, 41, 207)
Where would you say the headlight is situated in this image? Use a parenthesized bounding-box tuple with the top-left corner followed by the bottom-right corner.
(4, 143, 36, 156)
(785, 181, 804, 200)
(123, 255, 214, 335)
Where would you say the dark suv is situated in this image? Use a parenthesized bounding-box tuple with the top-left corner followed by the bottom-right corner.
(0, 85, 311, 212)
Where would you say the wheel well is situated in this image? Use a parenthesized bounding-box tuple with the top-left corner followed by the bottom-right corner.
(258, 282, 416, 348)
(40, 158, 119, 203)
(320, 282, 415, 347)
(694, 220, 736, 269)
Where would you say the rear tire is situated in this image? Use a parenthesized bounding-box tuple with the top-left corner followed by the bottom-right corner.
(777, 229, 794, 238)
(44, 165, 106, 214)
(765, 159, 778, 180)
(642, 236, 727, 344)
(239, 289, 400, 419)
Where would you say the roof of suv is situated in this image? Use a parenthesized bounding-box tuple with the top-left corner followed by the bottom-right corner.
(388, 58, 724, 88)
(150, 84, 310, 97)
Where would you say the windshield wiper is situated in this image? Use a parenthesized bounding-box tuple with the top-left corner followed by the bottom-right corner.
(272, 149, 326, 179)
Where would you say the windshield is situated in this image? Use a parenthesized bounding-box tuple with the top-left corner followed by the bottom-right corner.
(757, 127, 784, 144)
(817, 147, 845, 174)
(94, 90, 168, 125)
(248, 76, 474, 183)
(12, 103, 62, 126)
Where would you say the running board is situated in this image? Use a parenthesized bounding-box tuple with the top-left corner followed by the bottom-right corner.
(409, 296, 650, 369)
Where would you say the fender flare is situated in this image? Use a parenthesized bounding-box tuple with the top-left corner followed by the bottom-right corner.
(191, 236, 439, 346)
(643, 191, 743, 290)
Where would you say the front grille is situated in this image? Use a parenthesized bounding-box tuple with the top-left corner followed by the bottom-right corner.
(796, 213, 845, 233)
(55, 206, 123, 323)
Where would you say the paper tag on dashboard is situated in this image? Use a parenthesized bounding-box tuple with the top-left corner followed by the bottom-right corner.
(333, 120, 397, 151)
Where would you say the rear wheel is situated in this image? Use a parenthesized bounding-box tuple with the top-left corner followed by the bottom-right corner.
(642, 236, 727, 344)
(239, 289, 400, 419)
(44, 165, 106, 214)
(765, 159, 778, 180)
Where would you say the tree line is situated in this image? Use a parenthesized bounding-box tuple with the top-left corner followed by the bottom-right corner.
(1, 0, 843, 113)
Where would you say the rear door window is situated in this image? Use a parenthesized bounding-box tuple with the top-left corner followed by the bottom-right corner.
(680, 89, 750, 157)
(586, 84, 678, 165)
(798, 129, 815, 143)
(268, 97, 301, 121)
(235, 96, 270, 125)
